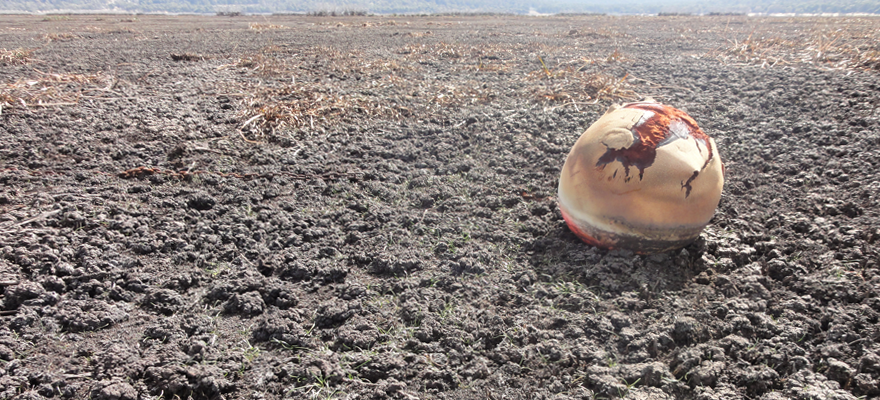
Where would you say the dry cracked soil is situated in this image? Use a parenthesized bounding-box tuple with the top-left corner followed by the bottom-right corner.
(1, 13, 879, 400)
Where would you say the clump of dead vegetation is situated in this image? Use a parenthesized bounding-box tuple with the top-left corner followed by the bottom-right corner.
(0, 70, 115, 112)
(41, 15, 71, 21)
(527, 51, 639, 108)
(0, 48, 35, 65)
(221, 48, 415, 140)
(220, 53, 292, 76)
(714, 34, 799, 67)
(360, 20, 403, 27)
(399, 41, 516, 74)
(709, 19, 880, 71)
(399, 41, 506, 61)
(217, 41, 641, 141)
(42, 33, 79, 42)
(238, 85, 411, 138)
(249, 23, 287, 31)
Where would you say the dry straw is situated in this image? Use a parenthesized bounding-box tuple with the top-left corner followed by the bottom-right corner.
(42, 33, 79, 42)
(249, 23, 287, 31)
(0, 48, 34, 65)
(0, 70, 115, 110)
(221, 42, 641, 141)
(709, 19, 880, 71)
(528, 52, 640, 109)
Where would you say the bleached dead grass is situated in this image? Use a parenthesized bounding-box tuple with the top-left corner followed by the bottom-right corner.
(0, 48, 34, 65)
(249, 23, 287, 31)
(221, 42, 640, 140)
(708, 18, 880, 71)
(527, 51, 640, 107)
(0, 70, 114, 110)
(42, 33, 79, 42)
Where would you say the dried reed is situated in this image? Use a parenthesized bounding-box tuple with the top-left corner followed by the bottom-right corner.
(0, 48, 35, 65)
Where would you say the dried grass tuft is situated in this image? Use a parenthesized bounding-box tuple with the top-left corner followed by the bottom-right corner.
(565, 27, 630, 39)
(604, 48, 628, 63)
(238, 85, 409, 138)
(249, 23, 287, 31)
(221, 44, 640, 140)
(430, 82, 493, 107)
(709, 20, 880, 71)
(0, 48, 35, 65)
(223, 48, 417, 139)
(107, 26, 138, 34)
(526, 51, 639, 106)
(473, 58, 510, 73)
(43, 33, 79, 42)
(399, 42, 514, 74)
(260, 45, 286, 54)
(219, 54, 289, 76)
(0, 70, 115, 109)
(407, 31, 433, 38)
(361, 20, 403, 28)
(408, 42, 511, 59)
(531, 70, 638, 105)
(585, 72, 638, 101)
(41, 15, 71, 21)
(714, 34, 793, 67)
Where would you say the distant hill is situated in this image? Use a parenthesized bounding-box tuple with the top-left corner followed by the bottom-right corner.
(2, 0, 879, 15)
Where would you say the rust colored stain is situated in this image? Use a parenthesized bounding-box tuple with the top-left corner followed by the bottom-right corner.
(560, 206, 606, 248)
(596, 102, 715, 197)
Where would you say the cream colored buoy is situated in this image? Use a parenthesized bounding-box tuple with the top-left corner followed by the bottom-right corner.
(558, 101, 724, 254)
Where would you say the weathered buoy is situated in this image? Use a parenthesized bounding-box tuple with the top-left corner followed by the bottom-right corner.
(558, 101, 724, 254)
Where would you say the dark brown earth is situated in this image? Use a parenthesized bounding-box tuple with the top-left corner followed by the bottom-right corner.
(1, 13, 879, 400)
